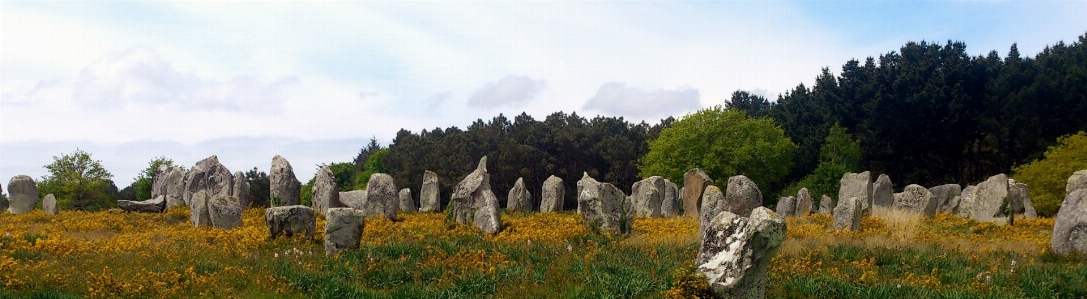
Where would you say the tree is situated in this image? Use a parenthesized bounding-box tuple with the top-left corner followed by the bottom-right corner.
(37, 148, 115, 211)
(639, 106, 796, 196)
(1012, 131, 1087, 216)
(245, 168, 271, 207)
(130, 157, 180, 200)
(354, 149, 389, 189)
(782, 123, 862, 203)
(725, 90, 772, 118)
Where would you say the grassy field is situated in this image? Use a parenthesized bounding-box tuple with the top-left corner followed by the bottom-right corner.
(1, 207, 1085, 298)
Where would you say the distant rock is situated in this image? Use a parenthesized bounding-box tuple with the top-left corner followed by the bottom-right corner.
(183, 156, 233, 207)
(43, 194, 58, 215)
(577, 178, 632, 235)
(311, 166, 341, 215)
(7, 175, 39, 214)
(269, 155, 301, 207)
(839, 171, 873, 214)
(795, 188, 813, 216)
(895, 184, 936, 216)
(662, 179, 680, 217)
(365, 173, 398, 220)
(399, 188, 417, 213)
(1053, 189, 1087, 255)
(819, 195, 833, 214)
(775, 196, 796, 217)
(683, 169, 715, 217)
(872, 174, 893, 208)
(232, 171, 251, 209)
(339, 190, 367, 210)
(834, 197, 863, 231)
(265, 205, 316, 240)
(448, 157, 501, 233)
(723, 175, 762, 217)
(540, 175, 565, 213)
(929, 184, 961, 214)
(325, 208, 366, 255)
(420, 170, 441, 212)
(118, 195, 166, 214)
(506, 178, 533, 212)
(697, 207, 785, 299)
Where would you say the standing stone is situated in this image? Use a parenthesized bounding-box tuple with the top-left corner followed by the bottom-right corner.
(118, 195, 167, 213)
(339, 190, 367, 210)
(577, 179, 632, 235)
(630, 181, 644, 215)
(232, 171, 251, 209)
(420, 170, 441, 212)
(325, 208, 366, 255)
(963, 174, 1012, 223)
(1068, 170, 1087, 194)
(164, 167, 186, 209)
(506, 178, 533, 212)
(540, 175, 565, 213)
(775, 197, 797, 217)
(699, 186, 726, 238)
(839, 171, 873, 214)
(43, 194, 58, 215)
(795, 188, 814, 216)
(873, 174, 894, 208)
(190, 191, 212, 226)
(265, 205, 316, 240)
(311, 166, 341, 215)
(269, 155, 301, 207)
(895, 184, 937, 216)
(1053, 189, 1087, 255)
(956, 186, 978, 218)
(696, 207, 785, 299)
(634, 176, 666, 218)
(365, 173, 398, 220)
(449, 157, 502, 233)
(1010, 181, 1037, 219)
(929, 184, 962, 214)
(683, 169, 715, 217)
(724, 175, 763, 217)
(208, 195, 243, 229)
(833, 197, 863, 231)
(183, 156, 234, 207)
(662, 179, 680, 217)
(818, 195, 833, 214)
(399, 188, 418, 213)
(7, 175, 39, 214)
(151, 165, 171, 198)
(576, 172, 600, 213)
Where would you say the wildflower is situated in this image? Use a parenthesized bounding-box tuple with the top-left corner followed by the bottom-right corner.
(566, 244, 572, 252)
(986, 275, 991, 283)
(274, 253, 279, 259)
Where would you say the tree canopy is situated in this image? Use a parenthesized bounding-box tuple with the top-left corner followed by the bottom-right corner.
(1012, 131, 1087, 216)
(37, 149, 117, 211)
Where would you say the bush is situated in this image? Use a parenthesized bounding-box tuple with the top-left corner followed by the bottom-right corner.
(1012, 131, 1087, 216)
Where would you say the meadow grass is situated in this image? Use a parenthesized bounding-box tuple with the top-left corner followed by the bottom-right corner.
(0, 207, 1083, 298)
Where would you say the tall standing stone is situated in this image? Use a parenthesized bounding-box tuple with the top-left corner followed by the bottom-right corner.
(365, 173, 398, 220)
(577, 179, 632, 235)
(872, 174, 893, 208)
(311, 166, 341, 215)
(164, 167, 186, 209)
(325, 208, 366, 255)
(795, 188, 814, 216)
(819, 195, 833, 214)
(839, 171, 873, 214)
(956, 185, 978, 218)
(834, 197, 863, 231)
(633, 176, 665, 218)
(540, 175, 565, 213)
(895, 184, 937, 216)
(43, 194, 58, 215)
(449, 157, 502, 233)
(696, 207, 785, 299)
(399, 188, 418, 213)
(662, 179, 680, 217)
(929, 184, 961, 214)
(576, 172, 599, 213)
(7, 175, 39, 214)
(724, 175, 763, 217)
(699, 186, 726, 238)
(775, 197, 796, 217)
(183, 156, 234, 207)
(1010, 181, 1037, 219)
(420, 170, 440, 212)
(191, 191, 212, 226)
(265, 205, 316, 240)
(506, 178, 533, 212)
(269, 155, 301, 207)
(683, 169, 715, 217)
(1052, 189, 1087, 255)
(151, 165, 171, 198)
(232, 171, 251, 209)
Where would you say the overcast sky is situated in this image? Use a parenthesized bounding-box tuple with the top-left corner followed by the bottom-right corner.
(2, 1, 1086, 187)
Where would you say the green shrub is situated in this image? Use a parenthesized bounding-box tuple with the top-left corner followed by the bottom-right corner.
(1012, 131, 1087, 216)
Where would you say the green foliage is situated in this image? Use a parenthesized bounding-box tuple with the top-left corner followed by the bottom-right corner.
(131, 157, 180, 200)
(300, 177, 315, 207)
(354, 149, 389, 190)
(784, 123, 863, 202)
(37, 149, 115, 211)
(1012, 131, 1087, 216)
(725, 90, 771, 118)
(244, 168, 270, 207)
(639, 106, 796, 192)
(328, 162, 356, 191)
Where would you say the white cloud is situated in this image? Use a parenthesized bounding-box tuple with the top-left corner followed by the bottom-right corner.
(583, 82, 701, 119)
(467, 75, 546, 108)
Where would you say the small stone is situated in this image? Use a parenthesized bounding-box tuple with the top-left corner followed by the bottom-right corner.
(506, 178, 533, 212)
(325, 208, 366, 255)
(43, 194, 58, 215)
(420, 170, 441, 212)
(448, 157, 502, 233)
(183, 156, 234, 207)
(818, 195, 833, 214)
(399, 188, 418, 213)
(1067, 170, 1087, 194)
(164, 167, 186, 209)
(966, 174, 1012, 223)
(795, 188, 813, 216)
(895, 184, 936, 216)
(699, 185, 726, 238)
(834, 197, 863, 231)
(540, 175, 565, 213)
(190, 191, 211, 226)
(776, 196, 796, 217)
(633, 176, 666, 218)
(872, 174, 893, 208)
(208, 195, 243, 229)
(265, 205, 316, 240)
(577, 180, 632, 235)
(662, 179, 680, 217)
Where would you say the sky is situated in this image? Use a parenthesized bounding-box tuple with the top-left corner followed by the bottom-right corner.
(2, 1, 1086, 187)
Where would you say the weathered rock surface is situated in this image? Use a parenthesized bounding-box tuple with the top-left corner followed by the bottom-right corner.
(365, 173, 399, 220)
(956, 186, 977, 217)
(819, 195, 833, 214)
(232, 171, 251, 209)
(696, 207, 785, 299)
(699, 186, 726, 238)
(929, 184, 961, 214)
(839, 171, 873, 214)
(873, 174, 894, 208)
(449, 157, 502, 233)
(7, 175, 39, 214)
(152, 165, 171, 198)
(796, 188, 814, 216)
(420, 170, 440, 212)
(311, 166, 341, 215)
(576, 172, 599, 213)
(325, 208, 366, 255)
(190, 191, 211, 226)
(208, 195, 243, 229)
(1053, 189, 1087, 255)
(265, 205, 316, 240)
(506, 178, 533, 212)
(1009, 181, 1037, 219)
(183, 156, 234, 207)
(577, 178, 632, 235)
(633, 176, 666, 218)
(118, 195, 166, 213)
(834, 197, 863, 231)
(399, 188, 417, 213)
(895, 184, 936, 216)
(683, 169, 715, 217)
(269, 155, 301, 207)
(663, 179, 680, 217)
(540, 175, 565, 213)
(164, 167, 186, 209)
(961, 174, 1012, 223)
(1068, 170, 1087, 194)
(339, 190, 367, 210)
(43, 194, 58, 215)
(724, 175, 763, 217)
(776, 196, 796, 217)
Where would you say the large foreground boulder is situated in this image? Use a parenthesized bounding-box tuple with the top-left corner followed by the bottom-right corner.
(232, 171, 251, 209)
(723, 175, 762, 217)
(872, 174, 894, 208)
(683, 169, 715, 217)
(325, 208, 366, 255)
(662, 179, 680, 217)
(265, 205, 316, 240)
(448, 157, 501, 233)
(118, 195, 166, 213)
(311, 166, 341, 215)
(577, 178, 632, 235)
(895, 184, 936, 216)
(399, 188, 418, 213)
(834, 197, 863, 231)
(366, 173, 399, 220)
(43, 194, 58, 215)
(696, 207, 786, 299)
(420, 170, 440, 212)
(183, 156, 234, 207)
(1053, 189, 1087, 255)
(632, 176, 665, 218)
(269, 155, 301, 207)
(506, 178, 533, 212)
(339, 190, 367, 210)
(839, 171, 873, 214)
(930, 184, 961, 214)
(7, 175, 39, 214)
(540, 175, 565, 213)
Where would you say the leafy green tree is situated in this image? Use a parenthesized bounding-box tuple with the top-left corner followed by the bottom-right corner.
(639, 106, 796, 195)
(355, 149, 389, 189)
(725, 90, 772, 118)
(130, 157, 180, 200)
(1012, 131, 1087, 216)
(328, 162, 356, 191)
(245, 168, 271, 207)
(782, 123, 862, 203)
(37, 149, 115, 211)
